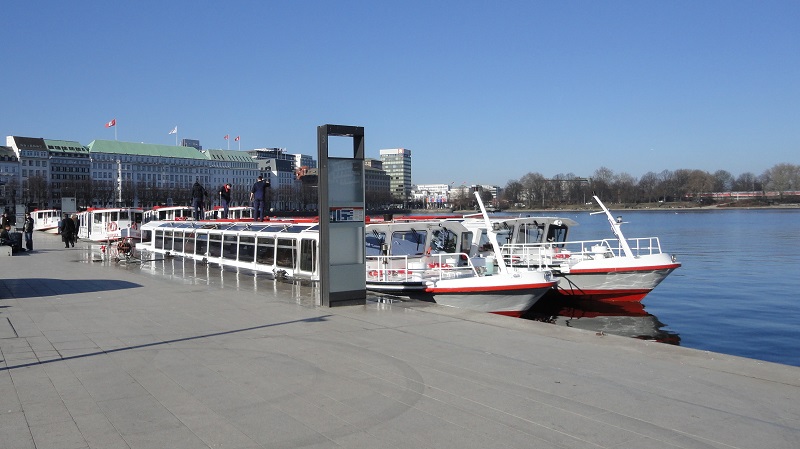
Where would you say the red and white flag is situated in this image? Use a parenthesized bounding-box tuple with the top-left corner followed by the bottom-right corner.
(105, 118, 116, 128)
(224, 134, 229, 140)
(234, 136, 240, 142)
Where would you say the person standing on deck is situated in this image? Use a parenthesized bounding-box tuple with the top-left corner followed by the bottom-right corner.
(249, 175, 270, 222)
(218, 183, 232, 219)
(61, 213, 76, 248)
(191, 179, 207, 220)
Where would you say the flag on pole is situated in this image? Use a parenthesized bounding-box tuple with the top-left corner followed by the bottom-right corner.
(224, 134, 229, 140)
(169, 126, 177, 135)
(234, 136, 240, 142)
(105, 118, 116, 128)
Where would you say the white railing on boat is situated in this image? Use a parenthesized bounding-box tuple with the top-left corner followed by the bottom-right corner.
(500, 236, 664, 267)
(366, 252, 479, 283)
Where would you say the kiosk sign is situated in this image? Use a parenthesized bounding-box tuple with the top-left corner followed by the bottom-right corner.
(330, 207, 364, 223)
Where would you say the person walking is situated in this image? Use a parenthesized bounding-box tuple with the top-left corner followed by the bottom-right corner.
(191, 179, 207, 220)
(22, 212, 34, 251)
(61, 213, 76, 248)
(218, 183, 232, 219)
(249, 175, 270, 221)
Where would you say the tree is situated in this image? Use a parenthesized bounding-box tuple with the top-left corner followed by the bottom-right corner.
(638, 171, 659, 203)
(519, 172, 546, 208)
(762, 163, 800, 198)
(591, 167, 614, 201)
(712, 170, 734, 192)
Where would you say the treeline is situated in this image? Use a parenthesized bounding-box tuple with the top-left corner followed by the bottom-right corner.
(498, 163, 800, 208)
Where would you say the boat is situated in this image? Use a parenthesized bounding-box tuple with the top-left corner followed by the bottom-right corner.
(30, 209, 62, 233)
(77, 207, 144, 241)
(138, 219, 321, 280)
(463, 195, 680, 302)
(365, 193, 558, 316)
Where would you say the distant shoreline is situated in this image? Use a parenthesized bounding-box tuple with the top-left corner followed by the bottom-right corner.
(441, 202, 800, 214)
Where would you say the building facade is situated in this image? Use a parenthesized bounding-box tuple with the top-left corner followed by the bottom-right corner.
(379, 148, 412, 204)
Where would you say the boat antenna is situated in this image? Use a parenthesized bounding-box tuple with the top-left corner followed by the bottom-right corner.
(474, 191, 508, 272)
(590, 195, 634, 258)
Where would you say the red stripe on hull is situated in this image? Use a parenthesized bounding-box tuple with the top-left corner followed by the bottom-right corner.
(492, 310, 524, 318)
(426, 282, 556, 294)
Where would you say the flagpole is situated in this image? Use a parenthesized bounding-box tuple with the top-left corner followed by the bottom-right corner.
(115, 122, 117, 141)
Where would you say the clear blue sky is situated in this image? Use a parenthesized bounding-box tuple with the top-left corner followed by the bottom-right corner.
(2, 1, 797, 186)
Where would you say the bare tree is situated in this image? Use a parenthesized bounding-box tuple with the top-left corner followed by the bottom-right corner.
(762, 163, 800, 198)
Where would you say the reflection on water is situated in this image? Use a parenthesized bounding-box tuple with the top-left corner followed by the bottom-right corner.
(523, 293, 681, 345)
(80, 245, 320, 309)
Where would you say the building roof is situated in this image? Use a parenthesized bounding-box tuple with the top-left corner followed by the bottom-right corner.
(204, 149, 257, 162)
(44, 139, 89, 155)
(87, 140, 208, 160)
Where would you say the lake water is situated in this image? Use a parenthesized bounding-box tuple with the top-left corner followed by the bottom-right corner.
(520, 208, 800, 367)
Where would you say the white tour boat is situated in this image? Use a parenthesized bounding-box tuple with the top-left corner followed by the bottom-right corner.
(464, 195, 681, 302)
(77, 207, 144, 241)
(30, 209, 62, 233)
(365, 193, 558, 316)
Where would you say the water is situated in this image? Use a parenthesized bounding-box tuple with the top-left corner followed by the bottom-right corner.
(522, 208, 800, 367)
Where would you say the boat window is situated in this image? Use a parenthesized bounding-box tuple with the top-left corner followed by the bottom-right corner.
(195, 233, 208, 255)
(391, 230, 427, 256)
(155, 230, 164, 250)
(119, 211, 129, 220)
(477, 232, 495, 254)
(276, 238, 296, 268)
(546, 225, 569, 245)
(163, 230, 173, 251)
(134, 212, 142, 223)
(518, 222, 545, 244)
(223, 235, 238, 259)
(174, 231, 184, 252)
(300, 239, 316, 272)
(93, 213, 102, 224)
(430, 228, 457, 254)
(256, 236, 275, 265)
(239, 236, 255, 262)
(208, 233, 222, 257)
(366, 231, 386, 256)
(460, 232, 473, 254)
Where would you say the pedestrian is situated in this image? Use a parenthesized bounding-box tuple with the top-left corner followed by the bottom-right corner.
(249, 175, 271, 221)
(22, 212, 34, 251)
(218, 183, 232, 219)
(191, 179, 207, 220)
(0, 212, 9, 228)
(61, 213, 76, 248)
(70, 214, 79, 247)
(0, 223, 11, 246)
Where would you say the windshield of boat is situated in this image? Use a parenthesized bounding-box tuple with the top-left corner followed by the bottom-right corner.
(390, 229, 427, 256)
(366, 230, 386, 256)
(546, 224, 569, 245)
(516, 222, 545, 244)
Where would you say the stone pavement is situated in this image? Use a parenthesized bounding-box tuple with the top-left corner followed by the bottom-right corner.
(1, 232, 799, 449)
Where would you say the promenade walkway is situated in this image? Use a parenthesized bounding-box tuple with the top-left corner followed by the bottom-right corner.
(1, 232, 798, 449)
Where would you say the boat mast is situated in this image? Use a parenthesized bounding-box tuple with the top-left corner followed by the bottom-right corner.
(590, 195, 634, 258)
(474, 191, 509, 272)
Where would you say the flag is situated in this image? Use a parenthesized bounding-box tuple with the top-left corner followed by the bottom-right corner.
(224, 134, 229, 140)
(105, 118, 116, 128)
(234, 136, 240, 142)
(169, 126, 177, 135)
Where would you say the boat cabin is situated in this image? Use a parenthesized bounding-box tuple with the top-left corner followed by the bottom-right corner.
(77, 208, 144, 241)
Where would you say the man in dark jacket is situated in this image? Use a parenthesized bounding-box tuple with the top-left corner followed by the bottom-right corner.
(191, 180, 207, 220)
(218, 183, 232, 219)
(61, 213, 76, 248)
(249, 175, 270, 221)
(22, 212, 34, 251)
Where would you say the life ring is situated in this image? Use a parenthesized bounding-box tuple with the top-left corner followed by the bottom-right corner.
(107, 222, 118, 232)
(368, 270, 379, 277)
(130, 222, 138, 230)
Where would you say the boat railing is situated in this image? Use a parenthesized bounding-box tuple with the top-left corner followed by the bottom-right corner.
(501, 236, 664, 265)
(366, 253, 478, 282)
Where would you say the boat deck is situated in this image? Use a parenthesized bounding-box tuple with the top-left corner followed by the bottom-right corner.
(1, 232, 798, 449)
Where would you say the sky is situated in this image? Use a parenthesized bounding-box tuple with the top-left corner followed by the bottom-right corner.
(1, 1, 798, 186)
